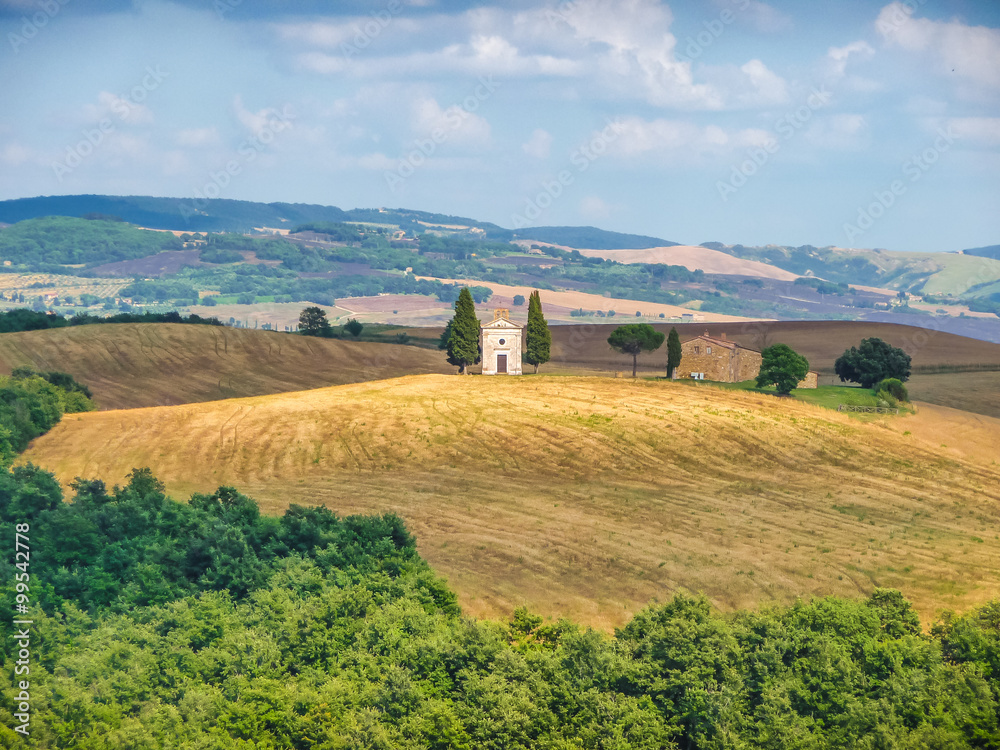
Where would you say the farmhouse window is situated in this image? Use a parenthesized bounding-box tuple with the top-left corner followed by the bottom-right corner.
(694, 346, 700, 354)
(707, 346, 712, 354)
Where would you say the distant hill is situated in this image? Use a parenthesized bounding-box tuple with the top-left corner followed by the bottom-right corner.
(963, 245, 1000, 260)
(0, 194, 677, 251)
(511, 225, 676, 249)
(703, 241, 1000, 297)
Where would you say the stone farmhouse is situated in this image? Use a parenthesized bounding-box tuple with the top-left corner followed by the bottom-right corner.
(678, 331, 819, 388)
(481, 308, 523, 375)
(679, 332, 761, 382)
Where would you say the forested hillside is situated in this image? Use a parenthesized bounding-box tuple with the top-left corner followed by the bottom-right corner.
(1, 466, 999, 748)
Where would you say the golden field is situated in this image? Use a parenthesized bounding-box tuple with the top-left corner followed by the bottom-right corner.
(23, 373, 1000, 630)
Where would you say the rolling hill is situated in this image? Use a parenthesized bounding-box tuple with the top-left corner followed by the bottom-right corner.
(0, 323, 450, 409)
(23, 374, 1000, 630)
(3, 320, 999, 416)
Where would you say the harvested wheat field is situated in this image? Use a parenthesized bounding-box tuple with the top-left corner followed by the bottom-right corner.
(0, 323, 450, 409)
(24, 374, 1000, 630)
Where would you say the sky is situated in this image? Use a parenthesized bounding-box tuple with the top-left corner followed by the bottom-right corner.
(1, 0, 998, 252)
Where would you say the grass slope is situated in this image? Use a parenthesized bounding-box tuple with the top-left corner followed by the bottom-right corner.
(23, 374, 1000, 630)
(0, 323, 450, 409)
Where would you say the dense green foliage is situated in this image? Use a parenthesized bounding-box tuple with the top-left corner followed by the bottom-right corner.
(874, 377, 909, 403)
(0, 373, 94, 462)
(2, 463, 1000, 748)
(290, 222, 367, 242)
(0, 216, 180, 268)
(756, 344, 810, 395)
(835, 337, 912, 388)
(0, 309, 68, 333)
(793, 276, 851, 296)
(967, 293, 1000, 317)
(446, 288, 480, 374)
(607, 324, 665, 378)
(524, 290, 551, 374)
(0, 309, 223, 332)
(344, 318, 364, 337)
(298, 306, 334, 337)
(666, 327, 682, 379)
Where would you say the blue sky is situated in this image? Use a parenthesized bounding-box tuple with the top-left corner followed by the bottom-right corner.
(1, 0, 998, 252)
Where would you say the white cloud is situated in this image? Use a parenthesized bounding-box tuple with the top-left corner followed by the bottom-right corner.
(579, 195, 612, 220)
(410, 97, 491, 148)
(827, 40, 875, 79)
(522, 129, 552, 159)
(736, 59, 788, 105)
(81, 92, 154, 126)
(876, 2, 1000, 90)
(357, 152, 398, 170)
(804, 114, 870, 150)
(736, 1, 793, 33)
(0, 142, 32, 166)
(233, 95, 293, 137)
(944, 117, 1000, 147)
(605, 116, 772, 161)
(175, 127, 220, 148)
(276, 21, 358, 48)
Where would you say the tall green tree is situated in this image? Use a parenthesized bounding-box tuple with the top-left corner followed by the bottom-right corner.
(344, 318, 363, 337)
(524, 290, 551, 374)
(756, 343, 809, 395)
(298, 306, 332, 337)
(835, 337, 911, 388)
(608, 324, 665, 378)
(666, 327, 682, 379)
(446, 288, 480, 374)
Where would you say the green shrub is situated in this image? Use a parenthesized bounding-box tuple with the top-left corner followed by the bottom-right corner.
(874, 377, 908, 402)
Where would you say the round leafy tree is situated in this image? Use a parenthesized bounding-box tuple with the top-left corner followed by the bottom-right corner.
(756, 343, 809, 395)
(298, 306, 332, 337)
(607, 324, 665, 378)
(835, 337, 911, 388)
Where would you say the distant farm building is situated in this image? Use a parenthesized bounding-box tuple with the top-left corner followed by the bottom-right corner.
(481, 308, 523, 375)
(797, 370, 820, 389)
(679, 332, 761, 382)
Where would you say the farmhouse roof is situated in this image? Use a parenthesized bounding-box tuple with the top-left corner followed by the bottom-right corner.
(681, 331, 760, 353)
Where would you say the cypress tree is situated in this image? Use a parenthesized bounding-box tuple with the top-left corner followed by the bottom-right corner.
(666, 326, 682, 379)
(524, 290, 551, 374)
(446, 287, 480, 374)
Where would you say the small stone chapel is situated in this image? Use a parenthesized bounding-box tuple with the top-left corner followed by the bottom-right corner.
(480, 308, 523, 375)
